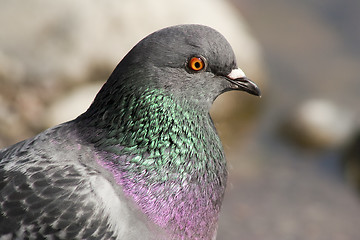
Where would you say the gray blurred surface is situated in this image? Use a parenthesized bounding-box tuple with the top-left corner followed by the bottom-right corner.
(217, 0, 360, 239)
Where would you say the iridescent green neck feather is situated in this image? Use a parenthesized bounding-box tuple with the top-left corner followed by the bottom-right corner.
(80, 85, 226, 182)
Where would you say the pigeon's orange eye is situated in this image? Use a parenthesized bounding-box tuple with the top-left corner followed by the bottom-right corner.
(188, 57, 205, 71)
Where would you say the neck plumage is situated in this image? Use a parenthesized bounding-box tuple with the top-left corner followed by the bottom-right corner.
(79, 88, 227, 239)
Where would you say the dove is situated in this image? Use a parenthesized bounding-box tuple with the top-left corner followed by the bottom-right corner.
(0, 24, 260, 240)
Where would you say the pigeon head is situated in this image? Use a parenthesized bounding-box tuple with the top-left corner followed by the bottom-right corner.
(94, 24, 260, 113)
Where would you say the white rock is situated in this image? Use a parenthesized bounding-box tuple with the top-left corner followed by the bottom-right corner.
(286, 99, 356, 148)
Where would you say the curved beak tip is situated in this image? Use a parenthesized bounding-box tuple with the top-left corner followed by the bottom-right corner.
(227, 77, 261, 97)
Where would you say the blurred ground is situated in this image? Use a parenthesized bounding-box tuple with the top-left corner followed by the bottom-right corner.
(1, 0, 360, 239)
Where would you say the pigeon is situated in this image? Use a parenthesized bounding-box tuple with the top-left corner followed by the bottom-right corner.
(0, 24, 260, 240)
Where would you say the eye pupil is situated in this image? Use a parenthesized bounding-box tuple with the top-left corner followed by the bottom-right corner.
(194, 62, 201, 69)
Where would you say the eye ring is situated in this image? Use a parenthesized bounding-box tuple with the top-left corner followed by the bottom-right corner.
(188, 56, 206, 72)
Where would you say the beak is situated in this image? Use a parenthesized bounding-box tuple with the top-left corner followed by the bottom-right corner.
(226, 68, 261, 97)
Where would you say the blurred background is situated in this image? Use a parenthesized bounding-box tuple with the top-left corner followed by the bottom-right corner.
(1, 0, 360, 239)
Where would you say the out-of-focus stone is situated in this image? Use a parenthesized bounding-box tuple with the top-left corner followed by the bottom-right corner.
(282, 99, 356, 149)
